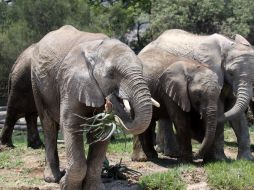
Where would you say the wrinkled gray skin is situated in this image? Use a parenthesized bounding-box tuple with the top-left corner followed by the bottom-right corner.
(0, 44, 43, 149)
(143, 29, 254, 160)
(131, 47, 221, 162)
(31, 25, 152, 190)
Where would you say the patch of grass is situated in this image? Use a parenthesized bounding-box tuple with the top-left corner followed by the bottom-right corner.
(0, 147, 25, 168)
(107, 134, 133, 154)
(205, 160, 254, 190)
(139, 168, 186, 190)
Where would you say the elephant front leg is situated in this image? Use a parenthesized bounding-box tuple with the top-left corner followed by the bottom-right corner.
(131, 121, 158, 162)
(229, 114, 254, 160)
(83, 140, 109, 190)
(155, 118, 179, 157)
(60, 125, 87, 190)
(25, 114, 44, 149)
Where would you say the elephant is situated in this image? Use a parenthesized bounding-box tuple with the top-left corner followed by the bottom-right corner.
(141, 29, 254, 160)
(0, 44, 43, 149)
(131, 46, 222, 162)
(30, 25, 154, 190)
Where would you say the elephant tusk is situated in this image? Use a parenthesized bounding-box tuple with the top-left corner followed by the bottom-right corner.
(151, 98, 160, 108)
(123, 99, 131, 113)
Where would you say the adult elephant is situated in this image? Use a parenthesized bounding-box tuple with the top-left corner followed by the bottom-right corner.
(141, 30, 254, 160)
(0, 44, 43, 149)
(30, 25, 154, 190)
(131, 47, 222, 162)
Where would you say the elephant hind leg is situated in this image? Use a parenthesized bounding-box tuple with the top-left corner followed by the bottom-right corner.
(32, 89, 62, 182)
(0, 108, 19, 147)
(25, 113, 44, 149)
(41, 114, 62, 183)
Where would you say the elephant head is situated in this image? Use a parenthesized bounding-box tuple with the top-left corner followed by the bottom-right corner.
(161, 61, 222, 157)
(196, 34, 254, 121)
(61, 38, 154, 135)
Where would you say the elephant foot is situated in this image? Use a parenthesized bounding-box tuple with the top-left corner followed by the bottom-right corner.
(155, 144, 164, 153)
(131, 149, 158, 162)
(44, 167, 65, 183)
(178, 153, 193, 163)
(27, 139, 44, 149)
(0, 139, 15, 148)
(203, 151, 228, 163)
(59, 175, 83, 190)
(164, 148, 180, 158)
(237, 151, 254, 161)
(83, 178, 105, 190)
(131, 150, 148, 162)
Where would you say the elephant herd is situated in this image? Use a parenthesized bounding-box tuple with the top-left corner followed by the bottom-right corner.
(0, 25, 254, 190)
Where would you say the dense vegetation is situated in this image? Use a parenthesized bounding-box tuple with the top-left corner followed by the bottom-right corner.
(1, 0, 254, 80)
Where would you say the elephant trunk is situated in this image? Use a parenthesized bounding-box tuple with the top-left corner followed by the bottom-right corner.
(110, 67, 153, 135)
(223, 80, 253, 121)
(195, 105, 217, 158)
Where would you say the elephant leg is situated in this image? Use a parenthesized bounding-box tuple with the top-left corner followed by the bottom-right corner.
(155, 119, 164, 153)
(60, 127, 86, 190)
(0, 108, 19, 147)
(131, 120, 158, 162)
(229, 114, 254, 160)
(25, 113, 44, 149)
(155, 118, 179, 157)
(173, 120, 192, 162)
(42, 115, 62, 183)
(59, 107, 87, 190)
(32, 86, 62, 183)
(83, 140, 109, 190)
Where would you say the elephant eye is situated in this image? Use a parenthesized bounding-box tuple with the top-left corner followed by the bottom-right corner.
(106, 69, 115, 79)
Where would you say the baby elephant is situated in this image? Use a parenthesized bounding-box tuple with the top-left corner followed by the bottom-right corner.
(132, 47, 222, 162)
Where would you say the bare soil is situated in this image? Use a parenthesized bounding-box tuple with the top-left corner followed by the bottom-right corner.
(0, 144, 243, 190)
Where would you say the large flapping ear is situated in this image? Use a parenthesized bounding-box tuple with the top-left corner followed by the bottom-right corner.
(61, 45, 104, 107)
(159, 61, 191, 112)
(234, 34, 251, 46)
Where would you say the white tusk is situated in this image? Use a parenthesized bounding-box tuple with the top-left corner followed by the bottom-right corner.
(151, 98, 160, 107)
(123, 99, 131, 113)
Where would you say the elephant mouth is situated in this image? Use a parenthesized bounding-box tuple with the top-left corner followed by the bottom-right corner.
(114, 94, 135, 121)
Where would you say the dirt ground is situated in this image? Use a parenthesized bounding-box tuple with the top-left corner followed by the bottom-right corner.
(0, 142, 242, 190)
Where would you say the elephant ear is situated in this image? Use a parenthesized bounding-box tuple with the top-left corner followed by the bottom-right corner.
(234, 34, 251, 46)
(194, 36, 225, 86)
(159, 61, 191, 112)
(62, 45, 104, 107)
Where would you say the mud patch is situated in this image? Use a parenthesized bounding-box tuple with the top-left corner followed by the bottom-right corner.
(181, 167, 209, 190)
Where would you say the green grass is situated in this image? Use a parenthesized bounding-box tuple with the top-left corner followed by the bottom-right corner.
(205, 160, 254, 190)
(139, 170, 186, 190)
(139, 164, 195, 190)
(1, 126, 254, 189)
(107, 134, 133, 154)
(0, 146, 25, 168)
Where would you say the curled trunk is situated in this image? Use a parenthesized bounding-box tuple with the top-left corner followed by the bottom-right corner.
(223, 81, 253, 121)
(109, 66, 153, 135)
(195, 105, 217, 157)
